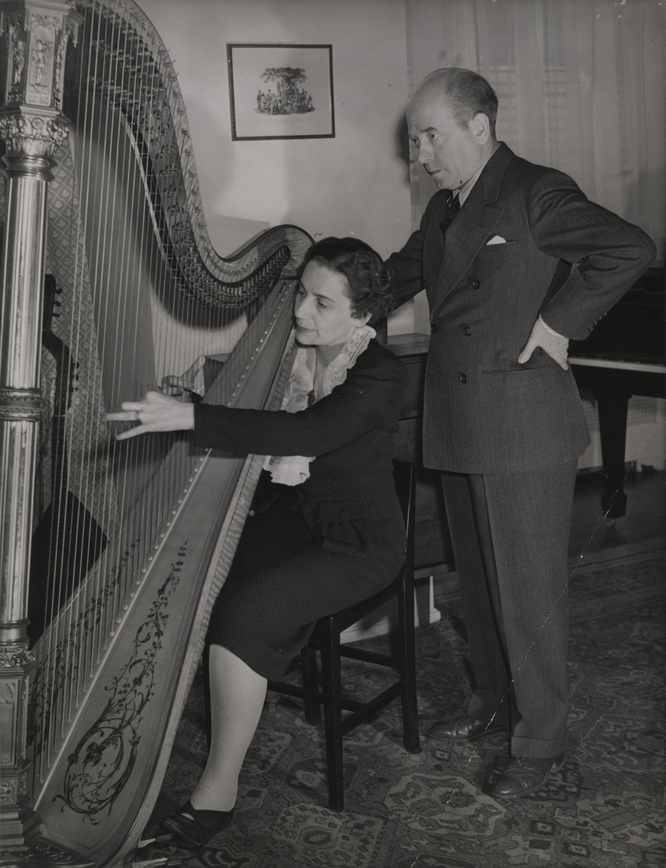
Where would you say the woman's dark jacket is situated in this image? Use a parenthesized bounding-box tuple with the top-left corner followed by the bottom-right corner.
(192, 338, 408, 526)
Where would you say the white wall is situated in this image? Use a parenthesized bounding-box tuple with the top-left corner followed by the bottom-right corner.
(136, 0, 414, 332)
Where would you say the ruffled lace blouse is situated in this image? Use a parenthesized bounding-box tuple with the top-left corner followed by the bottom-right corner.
(263, 325, 376, 486)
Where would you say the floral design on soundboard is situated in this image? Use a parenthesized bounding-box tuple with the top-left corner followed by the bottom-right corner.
(53, 543, 187, 822)
(28, 540, 141, 756)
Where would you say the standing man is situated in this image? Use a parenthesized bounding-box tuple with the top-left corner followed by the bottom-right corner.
(386, 68, 655, 798)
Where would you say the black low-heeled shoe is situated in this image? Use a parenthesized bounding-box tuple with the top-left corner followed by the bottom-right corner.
(160, 800, 235, 847)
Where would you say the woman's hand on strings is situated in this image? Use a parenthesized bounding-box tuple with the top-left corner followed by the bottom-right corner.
(160, 375, 199, 398)
(104, 390, 195, 441)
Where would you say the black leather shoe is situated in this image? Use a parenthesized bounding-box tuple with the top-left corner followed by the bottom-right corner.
(161, 800, 235, 846)
(428, 714, 508, 742)
(490, 753, 566, 799)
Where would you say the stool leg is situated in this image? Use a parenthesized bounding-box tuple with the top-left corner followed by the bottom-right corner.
(398, 573, 420, 753)
(203, 644, 212, 750)
(318, 618, 345, 811)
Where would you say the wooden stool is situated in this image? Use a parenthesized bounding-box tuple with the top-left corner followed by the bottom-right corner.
(267, 459, 420, 811)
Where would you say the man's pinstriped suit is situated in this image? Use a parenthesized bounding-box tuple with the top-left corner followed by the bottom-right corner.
(387, 142, 656, 758)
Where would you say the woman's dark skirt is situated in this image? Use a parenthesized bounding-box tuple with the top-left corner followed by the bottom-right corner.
(207, 491, 405, 680)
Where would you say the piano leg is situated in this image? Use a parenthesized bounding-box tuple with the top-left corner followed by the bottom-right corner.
(595, 388, 631, 519)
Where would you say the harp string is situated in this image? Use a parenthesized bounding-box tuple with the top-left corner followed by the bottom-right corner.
(34, 0, 107, 763)
(80, 0, 113, 694)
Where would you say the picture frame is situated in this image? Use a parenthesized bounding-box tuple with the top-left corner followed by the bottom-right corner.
(227, 43, 335, 141)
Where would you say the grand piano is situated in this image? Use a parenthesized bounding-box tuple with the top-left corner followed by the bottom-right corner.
(569, 264, 665, 517)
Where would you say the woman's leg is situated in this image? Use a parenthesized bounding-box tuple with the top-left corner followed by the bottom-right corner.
(190, 644, 267, 811)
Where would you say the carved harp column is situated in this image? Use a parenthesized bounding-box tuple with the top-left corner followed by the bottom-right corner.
(0, 0, 80, 851)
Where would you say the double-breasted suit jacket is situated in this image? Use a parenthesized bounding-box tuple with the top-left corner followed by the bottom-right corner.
(387, 143, 656, 474)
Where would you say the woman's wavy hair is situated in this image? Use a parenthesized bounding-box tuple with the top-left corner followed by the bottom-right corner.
(301, 237, 395, 322)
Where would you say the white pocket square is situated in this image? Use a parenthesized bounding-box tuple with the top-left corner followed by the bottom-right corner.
(486, 235, 506, 245)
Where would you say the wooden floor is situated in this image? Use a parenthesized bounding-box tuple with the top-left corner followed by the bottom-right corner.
(568, 467, 665, 555)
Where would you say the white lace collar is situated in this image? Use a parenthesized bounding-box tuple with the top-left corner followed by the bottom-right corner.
(263, 325, 376, 486)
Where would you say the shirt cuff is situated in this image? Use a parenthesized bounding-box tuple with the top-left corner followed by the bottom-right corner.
(539, 314, 565, 339)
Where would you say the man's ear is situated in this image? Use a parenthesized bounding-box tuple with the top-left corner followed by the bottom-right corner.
(470, 112, 491, 145)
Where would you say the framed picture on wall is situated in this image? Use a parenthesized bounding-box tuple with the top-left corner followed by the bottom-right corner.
(227, 43, 335, 140)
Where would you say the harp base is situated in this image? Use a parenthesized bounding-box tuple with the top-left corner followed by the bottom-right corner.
(0, 836, 93, 868)
(0, 792, 40, 852)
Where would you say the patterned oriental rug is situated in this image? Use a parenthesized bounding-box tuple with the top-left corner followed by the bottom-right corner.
(141, 537, 665, 867)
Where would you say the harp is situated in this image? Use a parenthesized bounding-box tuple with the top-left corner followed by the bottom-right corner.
(0, 2, 311, 866)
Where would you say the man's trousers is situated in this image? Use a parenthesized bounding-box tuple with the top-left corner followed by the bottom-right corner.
(441, 459, 578, 758)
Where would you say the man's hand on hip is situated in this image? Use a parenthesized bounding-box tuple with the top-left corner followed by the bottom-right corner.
(518, 318, 569, 370)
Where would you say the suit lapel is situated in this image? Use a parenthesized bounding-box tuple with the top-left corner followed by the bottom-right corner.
(424, 190, 447, 279)
(430, 144, 515, 321)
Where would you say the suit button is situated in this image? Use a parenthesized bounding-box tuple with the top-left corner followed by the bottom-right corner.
(460, 325, 472, 336)
(339, 511, 350, 520)
(469, 277, 481, 289)
(430, 323, 438, 333)
(458, 372, 468, 383)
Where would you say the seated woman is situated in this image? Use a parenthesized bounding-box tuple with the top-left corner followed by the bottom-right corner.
(105, 237, 408, 846)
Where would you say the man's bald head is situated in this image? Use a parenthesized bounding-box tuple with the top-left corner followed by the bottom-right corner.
(409, 68, 499, 138)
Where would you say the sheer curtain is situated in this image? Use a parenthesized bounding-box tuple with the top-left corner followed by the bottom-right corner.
(405, 0, 665, 260)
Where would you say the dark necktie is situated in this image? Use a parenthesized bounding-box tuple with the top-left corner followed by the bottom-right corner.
(440, 193, 460, 236)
